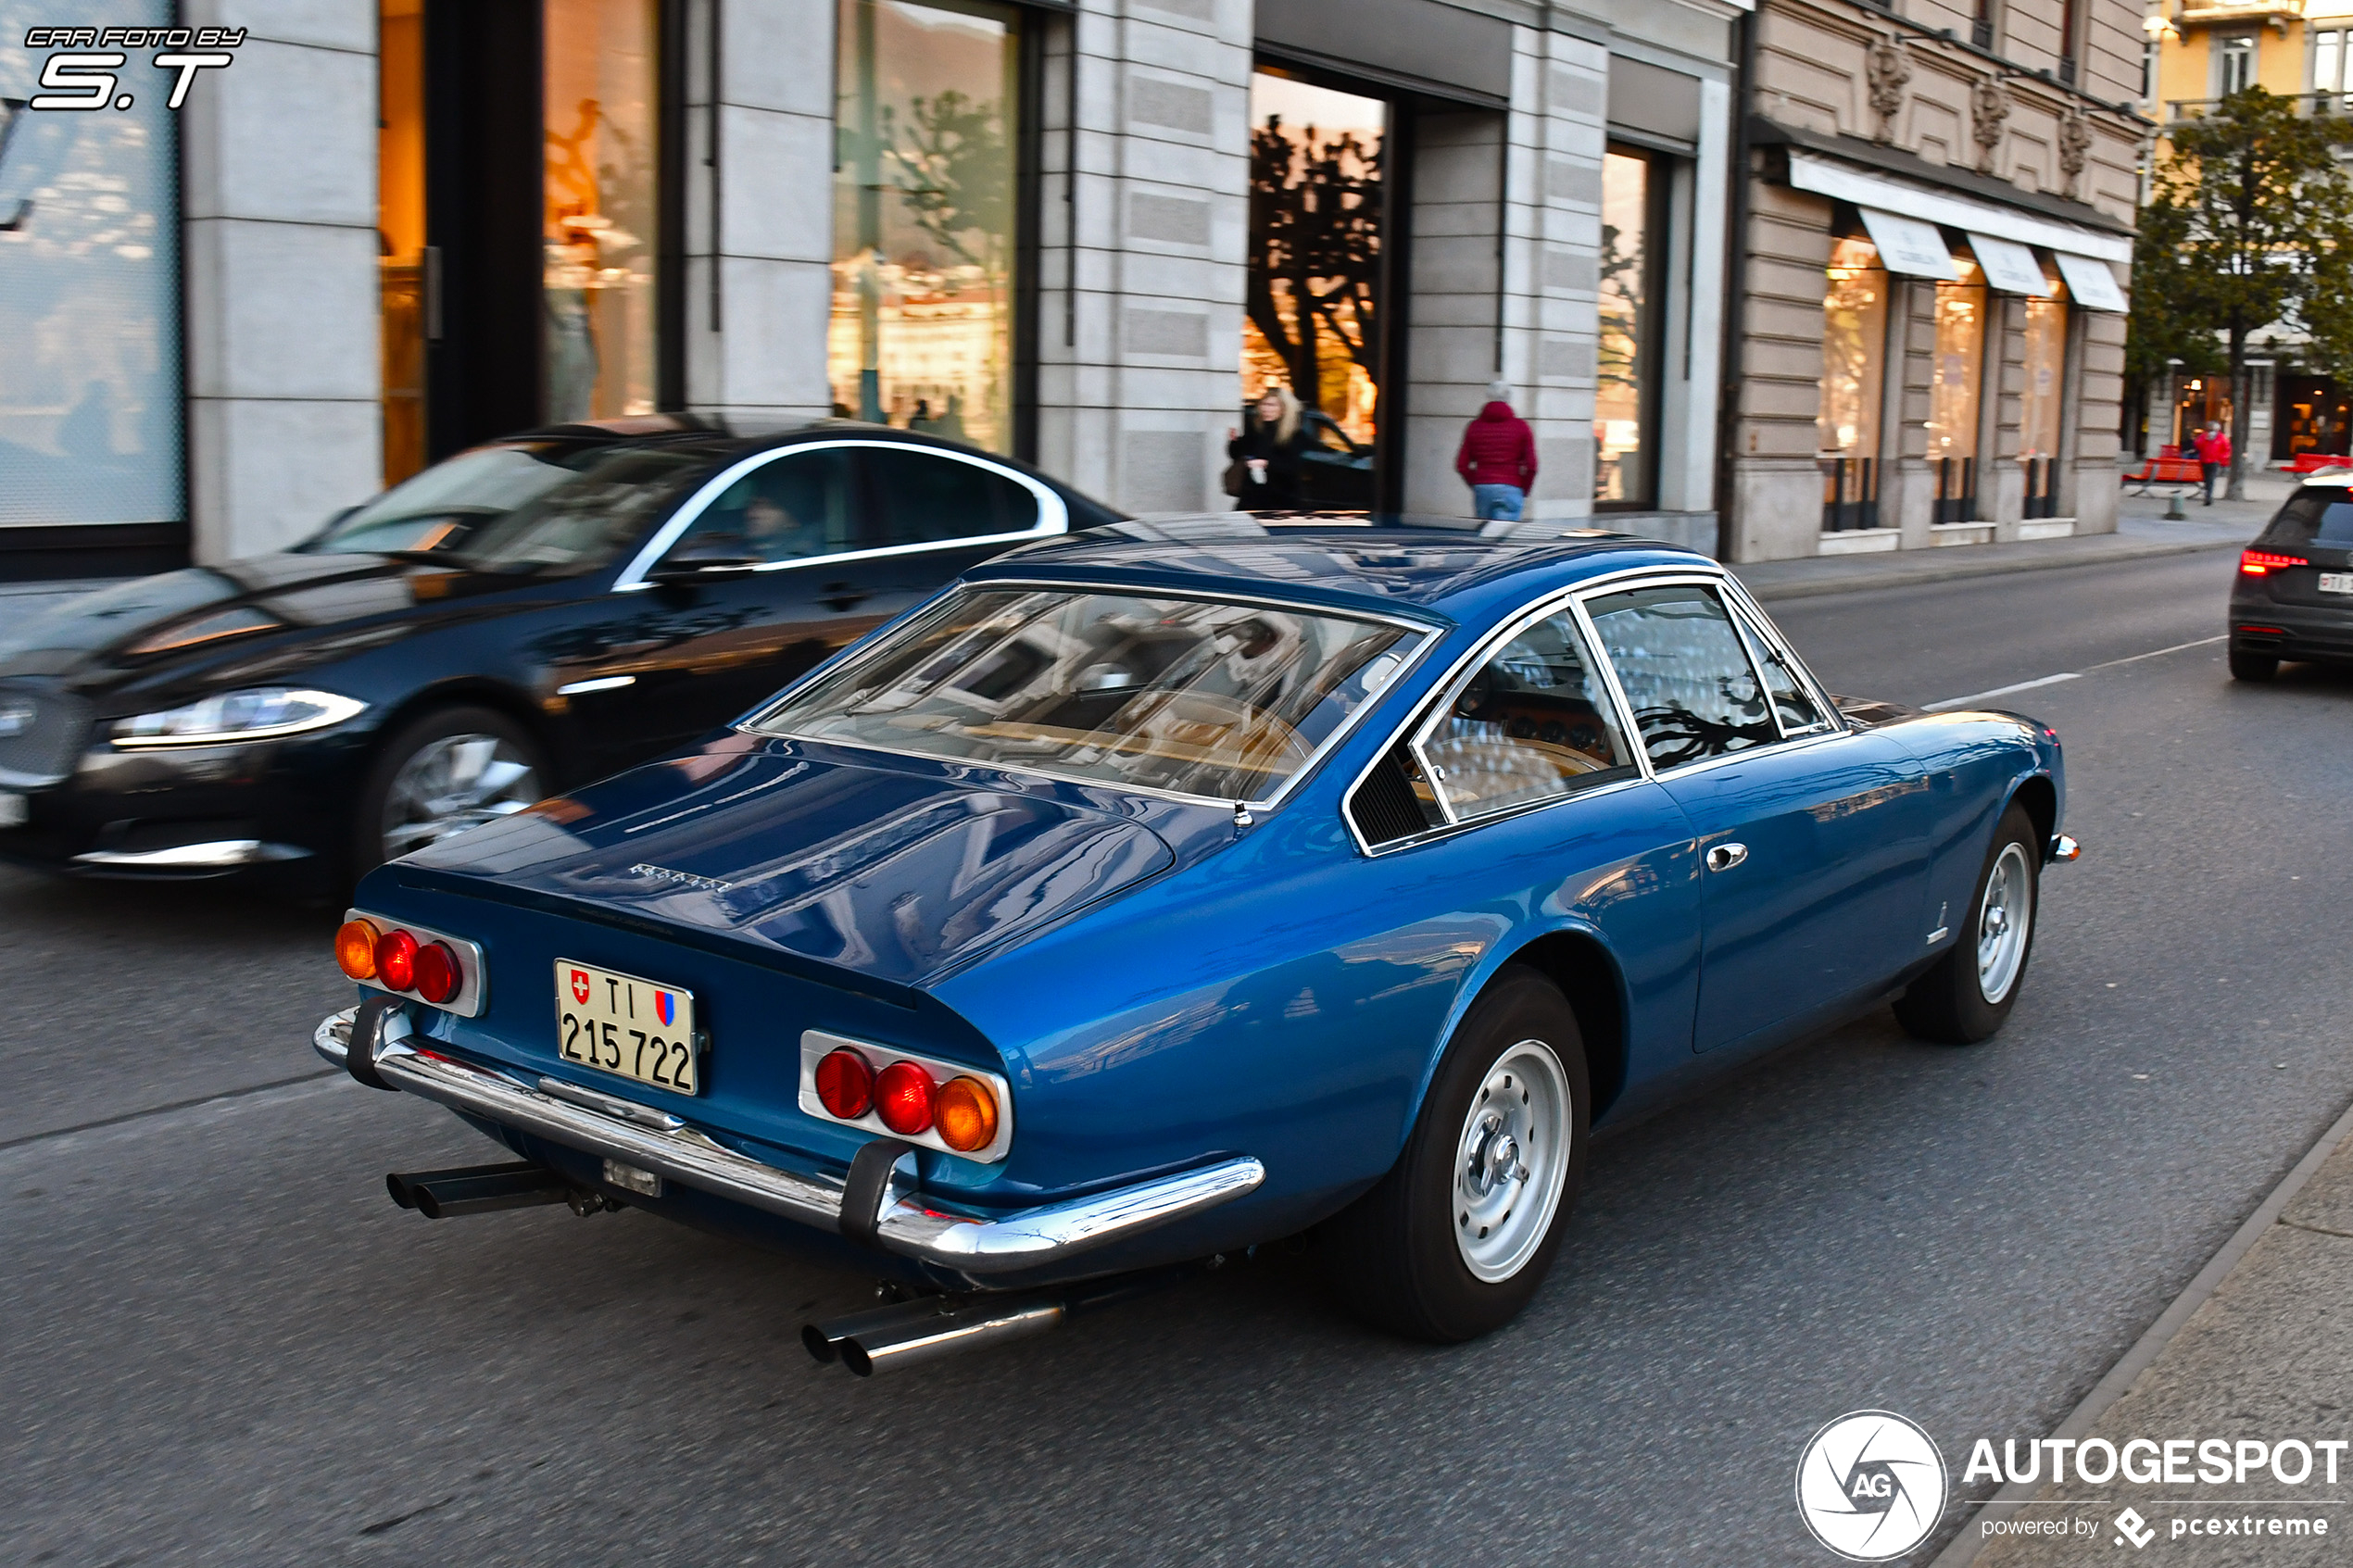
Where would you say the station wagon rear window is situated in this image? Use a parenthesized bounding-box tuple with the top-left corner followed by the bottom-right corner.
(749, 586, 1423, 802)
(2263, 489, 2353, 547)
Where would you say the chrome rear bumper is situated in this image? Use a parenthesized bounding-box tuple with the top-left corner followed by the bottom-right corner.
(314, 1008, 1263, 1277)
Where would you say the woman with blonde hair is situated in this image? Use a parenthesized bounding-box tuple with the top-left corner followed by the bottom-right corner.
(1226, 384, 1310, 510)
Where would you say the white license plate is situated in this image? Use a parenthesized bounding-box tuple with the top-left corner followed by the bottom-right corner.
(2320, 571, 2353, 595)
(0, 792, 22, 828)
(555, 959, 699, 1095)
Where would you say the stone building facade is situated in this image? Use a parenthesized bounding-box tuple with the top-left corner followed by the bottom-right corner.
(1727, 0, 2145, 563)
(0, 0, 1752, 578)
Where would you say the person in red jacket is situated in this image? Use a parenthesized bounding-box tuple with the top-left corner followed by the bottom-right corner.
(1455, 381, 1538, 521)
(2192, 420, 2232, 506)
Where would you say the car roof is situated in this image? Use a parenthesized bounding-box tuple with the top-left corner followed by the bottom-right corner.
(971, 515, 1719, 624)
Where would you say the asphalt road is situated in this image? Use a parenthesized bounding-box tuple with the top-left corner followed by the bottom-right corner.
(6, 539, 2350, 1566)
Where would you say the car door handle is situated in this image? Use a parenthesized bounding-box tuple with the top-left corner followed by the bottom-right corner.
(822, 581, 871, 612)
(1705, 842, 1749, 872)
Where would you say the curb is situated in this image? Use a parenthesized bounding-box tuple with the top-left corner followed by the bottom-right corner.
(1926, 1093, 2353, 1567)
(1740, 538, 2241, 604)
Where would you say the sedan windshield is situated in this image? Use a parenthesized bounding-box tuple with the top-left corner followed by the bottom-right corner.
(307, 443, 711, 574)
(750, 587, 1421, 802)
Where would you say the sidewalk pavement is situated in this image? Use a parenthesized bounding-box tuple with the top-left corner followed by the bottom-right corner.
(1959, 1110, 2353, 1566)
(1733, 478, 2277, 604)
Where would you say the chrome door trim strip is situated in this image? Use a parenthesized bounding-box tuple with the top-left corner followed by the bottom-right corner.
(610, 439, 1072, 593)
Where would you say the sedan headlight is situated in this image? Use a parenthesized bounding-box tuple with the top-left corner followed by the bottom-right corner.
(110, 687, 369, 746)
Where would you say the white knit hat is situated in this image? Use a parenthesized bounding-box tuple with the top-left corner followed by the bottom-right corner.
(1486, 380, 1512, 402)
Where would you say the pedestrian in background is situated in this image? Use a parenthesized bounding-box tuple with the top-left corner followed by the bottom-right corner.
(2192, 420, 2231, 506)
(1456, 381, 1537, 521)
(1226, 385, 1309, 511)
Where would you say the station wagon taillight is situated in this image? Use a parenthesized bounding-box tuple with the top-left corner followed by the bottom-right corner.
(2241, 549, 2309, 575)
(335, 919, 380, 980)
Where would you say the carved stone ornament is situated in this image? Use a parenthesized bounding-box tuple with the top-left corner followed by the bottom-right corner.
(1866, 33, 1911, 144)
(2057, 107, 2093, 197)
(1971, 75, 2011, 172)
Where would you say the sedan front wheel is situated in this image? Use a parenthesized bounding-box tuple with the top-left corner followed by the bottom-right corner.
(356, 706, 546, 877)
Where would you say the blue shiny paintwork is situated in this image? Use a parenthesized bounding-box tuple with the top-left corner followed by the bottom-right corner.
(360, 527, 2066, 1286)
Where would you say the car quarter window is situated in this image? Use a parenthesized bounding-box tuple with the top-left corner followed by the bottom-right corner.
(1730, 601, 1831, 735)
(1420, 605, 1639, 822)
(663, 447, 856, 565)
(866, 446, 1041, 548)
(1583, 581, 1779, 770)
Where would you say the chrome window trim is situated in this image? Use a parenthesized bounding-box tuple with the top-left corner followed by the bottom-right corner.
(1717, 576, 1851, 737)
(1337, 561, 1701, 858)
(610, 439, 1071, 593)
(1576, 571, 1797, 783)
(739, 577, 1444, 812)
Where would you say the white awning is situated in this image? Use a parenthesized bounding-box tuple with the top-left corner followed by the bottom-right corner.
(1787, 150, 2133, 264)
(1858, 207, 1958, 280)
(2053, 251, 2128, 312)
(1966, 232, 2053, 296)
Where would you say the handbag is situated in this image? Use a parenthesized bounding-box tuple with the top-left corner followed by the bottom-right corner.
(1221, 457, 1253, 499)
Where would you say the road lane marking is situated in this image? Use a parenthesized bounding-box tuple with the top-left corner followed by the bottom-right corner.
(1922, 672, 2081, 711)
(0, 1070, 340, 1159)
(1921, 634, 2228, 712)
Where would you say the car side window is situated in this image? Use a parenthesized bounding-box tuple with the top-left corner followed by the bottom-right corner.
(1421, 606, 1639, 822)
(1730, 603, 1831, 735)
(1583, 582, 1779, 770)
(866, 447, 1039, 548)
(664, 448, 856, 565)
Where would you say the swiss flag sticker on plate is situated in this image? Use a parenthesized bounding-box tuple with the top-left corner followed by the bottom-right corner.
(570, 968, 590, 1004)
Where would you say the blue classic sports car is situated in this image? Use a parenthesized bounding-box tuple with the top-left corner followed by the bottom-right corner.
(315, 520, 2075, 1368)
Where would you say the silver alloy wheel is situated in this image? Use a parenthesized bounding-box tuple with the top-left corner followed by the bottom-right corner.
(1975, 841, 2033, 1005)
(1452, 1038, 1573, 1284)
(380, 733, 539, 859)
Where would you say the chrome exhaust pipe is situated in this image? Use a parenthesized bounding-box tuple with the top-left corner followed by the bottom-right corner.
(386, 1160, 573, 1219)
(836, 1298, 1064, 1377)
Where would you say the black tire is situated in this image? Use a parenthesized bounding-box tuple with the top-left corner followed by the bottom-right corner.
(1322, 967, 1591, 1342)
(1894, 803, 2040, 1045)
(2228, 645, 2279, 682)
(352, 705, 547, 880)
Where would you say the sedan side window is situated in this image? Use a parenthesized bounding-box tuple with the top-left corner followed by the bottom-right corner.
(1584, 583, 1778, 770)
(866, 447, 1040, 547)
(1422, 607, 1639, 822)
(664, 448, 856, 566)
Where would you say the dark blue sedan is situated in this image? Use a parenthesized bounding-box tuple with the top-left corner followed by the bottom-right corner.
(316, 519, 2074, 1361)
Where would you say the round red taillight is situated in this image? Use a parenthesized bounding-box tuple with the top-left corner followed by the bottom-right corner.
(374, 928, 419, 991)
(873, 1060, 935, 1135)
(411, 940, 460, 1004)
(813, 1047, 874, 1121)
(334, 919, 379, 980)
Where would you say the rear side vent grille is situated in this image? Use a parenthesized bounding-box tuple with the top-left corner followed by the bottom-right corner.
(1348, 744, 1441, 848)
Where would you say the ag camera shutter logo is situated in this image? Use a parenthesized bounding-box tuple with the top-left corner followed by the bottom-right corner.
(1796, 1410, 1949, 1561)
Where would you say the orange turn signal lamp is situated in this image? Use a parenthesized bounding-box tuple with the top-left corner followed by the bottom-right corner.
(813, 1046, 1000, 1154)
(335, 917, 464, 1006)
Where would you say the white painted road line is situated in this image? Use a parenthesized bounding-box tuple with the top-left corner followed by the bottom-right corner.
(1920, 634, 2229, 712)
(1921, 672, 2081, 711)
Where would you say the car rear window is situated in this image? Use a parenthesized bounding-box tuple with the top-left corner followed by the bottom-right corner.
(749, 586, 1424, 803)
(2262, 489, 2353, 547)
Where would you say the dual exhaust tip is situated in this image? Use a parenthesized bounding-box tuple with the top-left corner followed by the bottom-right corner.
(385, 1160, 612, 1220)
(801, 1295, 1064, 1377)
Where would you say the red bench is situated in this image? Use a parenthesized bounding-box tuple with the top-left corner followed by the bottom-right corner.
(2287, 452, 2352, 474)
(2120, 445, 2206, 494)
